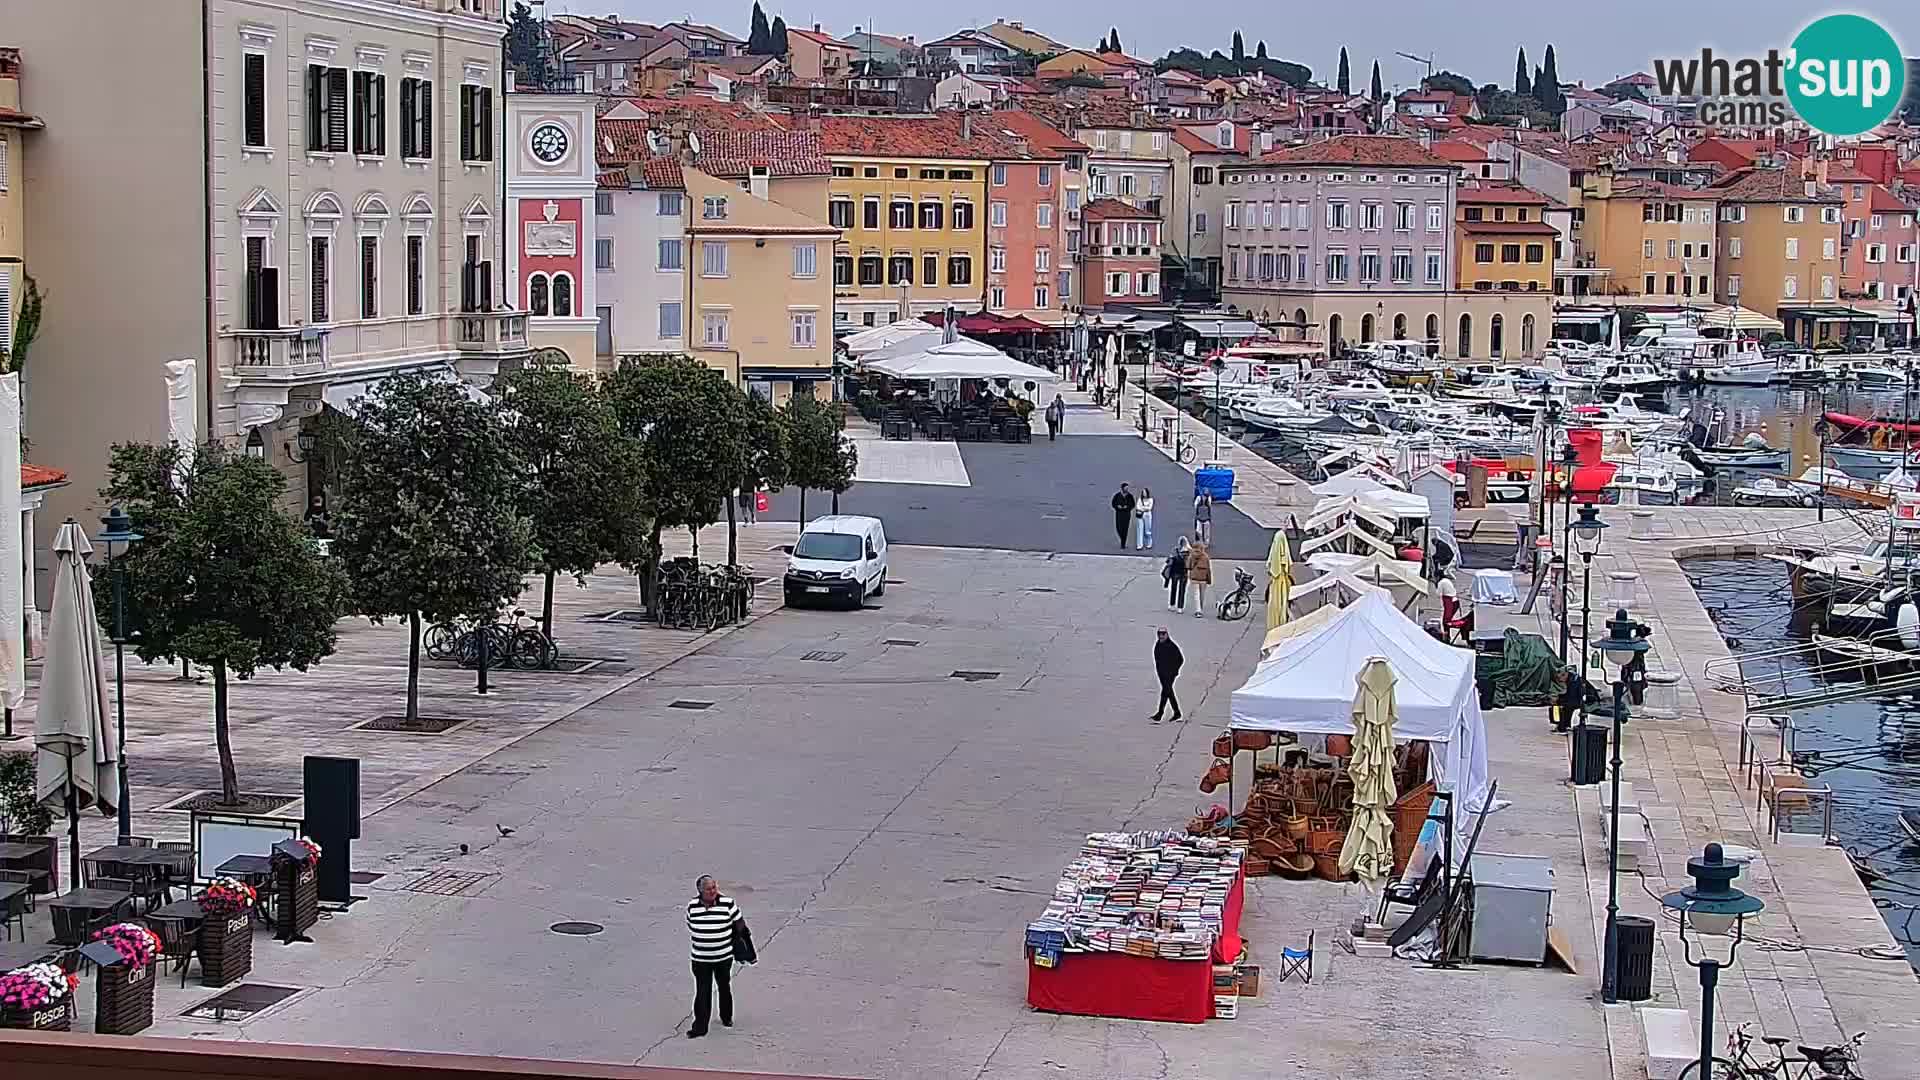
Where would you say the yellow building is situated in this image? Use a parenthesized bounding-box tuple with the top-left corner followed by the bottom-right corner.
(821, 114, 1010, 327)
(0, 49, 38, 366)
(681, 167, 838, 403)
(1454, 184, 1556, 295)
(1710, 165, 1845, 330)
(1579, 171, 1718, 303)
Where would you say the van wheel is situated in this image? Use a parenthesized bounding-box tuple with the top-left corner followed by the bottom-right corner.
(874, 575, 886, 597)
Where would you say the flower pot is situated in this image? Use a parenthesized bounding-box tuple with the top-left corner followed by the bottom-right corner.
(275, 859, 320, 941)
(197, 913, 254, 987)
(0, 995, 74, 1031)
(94, 963, 156, 1035)
(1212, 732, 1234, 759)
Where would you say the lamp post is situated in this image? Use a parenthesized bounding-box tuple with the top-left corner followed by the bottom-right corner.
(1211, 354, 1226, 461)
(1661, 844, 1765, 1079)
(96, 507, 143, 840)
(1592, 606, 1649, 1004)
(1557, 443, 1581, 666)
(1567, 503, 1606, 773)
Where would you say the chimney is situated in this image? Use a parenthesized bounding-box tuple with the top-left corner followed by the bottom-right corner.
(1816, 158, 1828, 186)
(813, 22, 821, 32)
(962, 111, 972, 141)
(905, 35, 914, 45)
(750, 166, 770, 200)
(854, 25, 861, 34)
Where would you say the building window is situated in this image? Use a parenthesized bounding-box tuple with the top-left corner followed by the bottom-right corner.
(858, 255, 882, 285)
(351, 70, 386, 156)
(834, 255, 853, 285)
(1261, 202, 1274, 229)
(891, 200, 914, 229)
(922, 253, 939, 286)
(406, 234, 426, 315)
(1785, 238, 1799, 260)
(595, 192, 614, 216)
(1784, 205, 1805, 223)
(793, 243, 818, 278)
(1035, 247, 1051, 272)
(1038, 165, 1053, 186)
(863, 198, 880, 229)
(1425, 250, 1443, 284)
(1359, 250, 1381, 282)
(1783, 275, 1798, 299)
(1108, 272, 1127, 296)
(1037, 203, 1052, 228)
(1867, 243, 1887, 263)
(1728, 237, 1742, 258)
(990, 286, 1006, 309)
(952, 201, 974, 230)
(1525, 244, 1544, 264)
(1195, 212, 1208, 234)
(1225, 202, 1239, 229)
(529, 273, 549, 315)
(1391, 249, 1412, 282)
(862, 166, 878, 178)
(992, 163, 1007, 186)
(702, 311, 728, 346)
(887, 254, 913, 285)
(309, 236, 331, 322)
(1823, 238, 1836, 260)
(919, 167, 946, 180)
(1360, 203, 1382, 230)
(1426, 203, 1444, 231)
(1326, 250, 1349, 282)
(459, 84, 492, 161)
(1727, 274, 1741, 296)
(359, 235, 379, 317)
(592, 237, 614, 270)
(1465, 207, 1484, 223)
(990, 201, 1007, 227)
(1899, 245, 1916, 263)
(990, 246, 1006, 272)
(658, 238, 682, 270)
(1682, 275, 1693, 297)
(947, 254, 971, 285)
(703, 197, 729, 220)
(1665, 239, 1676, 259)
(1642, 239, 1655, 259)
(658, 192, 683, 216)
(400, 77, 431, 158)
(1820, 275, 1835, 299)
(702, 241, 728, 277)
(791, 310, 817, 347)
(918, 201, 943, 230)
(243, 53, 268, 148)
(1500, 243, 1521, 263)
(1395, 202, 1414, 230)
(1821, 206, 1841, 224)
(552, 273, 573, 316)
(1058, 269, 1070, 300)
(1035, 285, 1049, 308)
(1327, 201, 1350, 229)
(307, 65, 349, 153)
(1697, 274, 1708, 295)
(1474, 243, 1494, 264)
(1665, 274, 1676, 294)
(829, 199, 853, 228)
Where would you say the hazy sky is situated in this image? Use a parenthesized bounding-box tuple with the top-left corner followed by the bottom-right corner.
(556, 1, 1919, 93)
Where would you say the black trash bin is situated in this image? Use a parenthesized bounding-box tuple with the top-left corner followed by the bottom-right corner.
(1614, 915, 1655, 1001)
(1570, 724, 1607, 785)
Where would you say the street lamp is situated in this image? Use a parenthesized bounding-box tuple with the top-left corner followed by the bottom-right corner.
(1571, 503, 1607, 675)
(1592, 606, 1648, 1005)
(1557, 443, 1581, 667)
(96, 507, 142, 840)
(244, 428, 266, 459)
(1661, 844, 1765, 1078)
(1210, 354, 1226, 461)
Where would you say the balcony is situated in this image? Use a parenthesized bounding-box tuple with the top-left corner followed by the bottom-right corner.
(231, 328, 328, 375)
(457, 312, 529, 354)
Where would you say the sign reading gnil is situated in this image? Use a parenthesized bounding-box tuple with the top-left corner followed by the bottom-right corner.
(1651, 14, 1907, 137)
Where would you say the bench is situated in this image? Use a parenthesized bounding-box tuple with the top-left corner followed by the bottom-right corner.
(1641, 1007, 1697, 1080)
(1599, 781, 1638, 816)
(1602, 811, 1649, 868)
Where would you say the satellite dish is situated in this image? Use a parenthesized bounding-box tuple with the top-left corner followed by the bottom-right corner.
(688, 131, 702, 155)
(602, 135, 614, 153)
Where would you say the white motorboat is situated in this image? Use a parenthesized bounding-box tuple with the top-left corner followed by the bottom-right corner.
(1324, 377, 1393, 402)
(1603, 461, 1683, 504)
(1827, 359, 1906, 390)
(1825, 445, 1918, 480)
(1698, 358, 1776, 386)
(1732, 477, 1815, 506)
(1770, 536, 1920, 604)
(1240, 396, 1334, 434)
(1774, 352, 1827, 385)
(1597, 359, 1673, 394)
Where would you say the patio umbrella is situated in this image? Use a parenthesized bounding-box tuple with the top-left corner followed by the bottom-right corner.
(1265, 531, 1292, 632)
(1338, 658, 1399, 886)
(37, 520, 117, 883)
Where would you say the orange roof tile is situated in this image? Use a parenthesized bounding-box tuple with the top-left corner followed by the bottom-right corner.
(1458, 183, 1551, 205)
(819, 114, 1025, 160)
(1172, 125, 1249, 155)
(1429, 139, 1491, 163)
(1459, 220, 1559, 235)
(688, 129, 830, 177)
(1867, 185, 1911, 214)
(990, 109, 1089, 154)
(1710, 166, 1843, 204)
(21, 464, 66, 489)
(1254, 134, 1457, 169)
(1081, 197, 1158, 221)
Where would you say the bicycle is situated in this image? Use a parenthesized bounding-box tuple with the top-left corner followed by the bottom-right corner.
(1218, 566, 1257, 621)
(1175, 431, 1198, 465)
(1679, 1025, 1867, 1079)
(502, 608, 556, 670)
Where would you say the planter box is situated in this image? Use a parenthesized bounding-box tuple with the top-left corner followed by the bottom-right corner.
(197, 913, 254, 987)
(94, 963, 156, 1035)
(275, 860, 320, 940)
(0, 995, 75, 1031)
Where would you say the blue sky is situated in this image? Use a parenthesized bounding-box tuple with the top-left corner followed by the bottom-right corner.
(557, 2, 1918, 93)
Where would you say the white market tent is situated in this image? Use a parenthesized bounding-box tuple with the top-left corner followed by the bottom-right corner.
(1696, 305, 1784, 333)
(1229, 590, 1492, 831)
(843, 318, 939, 356)
(1310, 464, 1406, 498)
(866, 338, 1062, 383)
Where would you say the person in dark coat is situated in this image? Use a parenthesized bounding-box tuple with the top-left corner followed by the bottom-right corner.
(1111, 483, 1136, 548)
(1152, 628, 1184, 722)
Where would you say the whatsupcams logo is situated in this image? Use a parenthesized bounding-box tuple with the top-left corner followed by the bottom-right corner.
(1652, 13, 1906, 136)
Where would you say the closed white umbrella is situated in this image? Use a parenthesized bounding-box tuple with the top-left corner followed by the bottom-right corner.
(36, 519, 117, 881)
(1339, 658, 1399, 886)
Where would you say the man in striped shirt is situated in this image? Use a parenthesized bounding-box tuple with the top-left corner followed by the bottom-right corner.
(686, 875, 739, 1038)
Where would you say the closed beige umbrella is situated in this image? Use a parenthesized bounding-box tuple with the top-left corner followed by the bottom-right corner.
(1339, 658, 1399, 886)
(36, 520, 118, 872)
(1265, 531, 1292, 632)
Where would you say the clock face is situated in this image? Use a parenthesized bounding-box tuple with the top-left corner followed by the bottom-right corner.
(530, 123, 569, 164)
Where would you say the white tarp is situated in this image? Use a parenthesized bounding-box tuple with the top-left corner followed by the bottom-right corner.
(165, 357, 197, 487)
(1311, 464, 1405, 498)
(0, 374, 23, 709)
(844, 319, 938, 356)
(1229, 590, 1492, 830)
(865, 338, 1063, 384)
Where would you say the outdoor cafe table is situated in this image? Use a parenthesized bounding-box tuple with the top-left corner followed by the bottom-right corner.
(47, 888, 133, 944)
(215, 855, 277, 927)
(0, 939, 59, 971)
(0, 841, 46, 866)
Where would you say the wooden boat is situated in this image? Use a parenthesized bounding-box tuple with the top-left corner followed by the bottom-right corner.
(1902, 808, 1920, 845)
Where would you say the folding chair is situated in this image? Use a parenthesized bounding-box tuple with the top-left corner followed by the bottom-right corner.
(1276, 931, 1314, 985)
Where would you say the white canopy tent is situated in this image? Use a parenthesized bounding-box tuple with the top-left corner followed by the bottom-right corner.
(1230, 590, 1491, 833)
(855, 328, 946, 363)
(1292, 551, 1431, 613)
(1696, 306, 1784, 333)
(1311, 464, 1406, 498)
(864, 339, 1062, 407)
(843, 318, 939, 356)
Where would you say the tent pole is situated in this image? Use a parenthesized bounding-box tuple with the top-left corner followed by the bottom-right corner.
(66, 752, 80, 890)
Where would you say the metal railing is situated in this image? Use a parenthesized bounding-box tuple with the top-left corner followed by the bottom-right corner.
(1704, 624, 1920, 712)
(230, 329, 327, 369)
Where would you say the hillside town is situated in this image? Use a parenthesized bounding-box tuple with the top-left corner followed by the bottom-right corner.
(5, 5, 1920, 1080)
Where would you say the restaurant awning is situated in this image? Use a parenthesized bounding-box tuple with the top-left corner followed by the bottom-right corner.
(1695, 305, 1783, 333)
(1780, 304, 1903, 324)
(864, 338, 1062, 383)
(843, 318, 939, 356)
(922, 311, 1051, 334)
(1180, 318, 1263, 338)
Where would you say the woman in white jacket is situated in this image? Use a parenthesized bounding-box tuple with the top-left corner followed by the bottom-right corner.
(1134, 487, 1155, 550)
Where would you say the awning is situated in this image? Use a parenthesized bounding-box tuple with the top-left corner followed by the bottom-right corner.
(922, 310, 1051, 334)
(865, 338, 1062, 383)
(323, 365, 488, 415)
(843, 318, 939, 356)
(1695, 305, 1783, 333)
(1780, 304, 1901, 323)
(1180, 318, 1263, 338)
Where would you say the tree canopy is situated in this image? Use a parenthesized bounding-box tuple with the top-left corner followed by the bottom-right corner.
(1425, 70, 1475, 96)
(1154, 47, 1309, 87)
(504, 2, 550, 87)
(1106, 28, 1121, 54)
(747, 2, 772, 54)
(769, 15, 789, 57)
(1536, 45, 1563, 112)
(782, 394, 856, 522)
(1514, 47, 1531, 96)
(1337, 47, 1350, 94)
(1231, 32, 1244, 64)
(1370, 60, 1383, 102)
(101, 442, 348, 804)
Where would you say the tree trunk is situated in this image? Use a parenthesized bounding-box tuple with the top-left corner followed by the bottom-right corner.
(689, 524, 699, 560)
(406, 613, 421, 722)
(541, 569, 557, 644)
(797, 489, 807, 538)
(726, 493, 738, 566)
(213, 660, 238, 806)
(832, 489, 840, 513)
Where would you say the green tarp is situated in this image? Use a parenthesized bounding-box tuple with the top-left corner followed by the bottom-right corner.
(1474, 629, 1564, 708)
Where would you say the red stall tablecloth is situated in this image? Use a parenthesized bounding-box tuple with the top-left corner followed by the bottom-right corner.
(1025, 870, 1245, 1024)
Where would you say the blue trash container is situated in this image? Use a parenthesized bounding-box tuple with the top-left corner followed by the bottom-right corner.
(1194, 467, 1235, 503)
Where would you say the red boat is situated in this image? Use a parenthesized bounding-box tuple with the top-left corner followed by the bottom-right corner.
(1824, 410, 1920, 437)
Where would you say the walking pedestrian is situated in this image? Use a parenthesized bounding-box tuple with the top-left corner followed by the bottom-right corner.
(1045, 396, 1065, 441)
(1151, 627, 1184, 722)
(736, 487, 757, 525)
(1193, 491, 1215, 544)
(1187, 539, 1213, 618)
(686, 875, 742, 1038)
(1135, 487, 1155, 549)
(1164, 537, 1190, 612)
(1110, 483, 1136, 548)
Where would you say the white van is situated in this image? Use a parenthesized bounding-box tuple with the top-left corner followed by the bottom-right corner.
(784, 515, 888, 609)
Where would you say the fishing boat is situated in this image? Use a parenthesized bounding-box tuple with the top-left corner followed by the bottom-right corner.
(1775, 352, 1827, 386)
(1597, 359, 1673, 395)
(1902, 809, 1920, 845)
(1698, 358, 1778, 386)
(1769, 537, 1920, 604)
(1826, 445, 1918, 481)
(1732, 477, 1815, 507)
(1687, 437, 1790, 471)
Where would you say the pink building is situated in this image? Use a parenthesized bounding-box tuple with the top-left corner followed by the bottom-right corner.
(1079, 198, 1160, 309)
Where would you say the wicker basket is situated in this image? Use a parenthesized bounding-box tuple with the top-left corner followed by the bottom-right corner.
(1390, 781, 1438, 876)
(1311, 836, 1350, 882)
(1234, 730, 1274, 752)
(1199, 760, 1231, 793)
(1212, 733, 1234, 758)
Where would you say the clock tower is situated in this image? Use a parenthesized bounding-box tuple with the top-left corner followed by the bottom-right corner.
(505, 90, 598, 370)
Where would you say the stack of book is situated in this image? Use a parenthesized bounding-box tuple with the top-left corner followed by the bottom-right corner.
(1026, 831, 1246, 960)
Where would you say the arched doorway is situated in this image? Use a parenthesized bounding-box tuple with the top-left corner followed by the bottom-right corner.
(1328, 313, 1343, 352)
(1360, 313, 1375, 343)
(1522, 313, 1537, 355)
(1295, 308, 1309, 342)
(1457, 313, 1473, 358)
(1393, 313, 1407, 340)
(1489, 313, 1504, 358)
(1425, 313, 1440, 346)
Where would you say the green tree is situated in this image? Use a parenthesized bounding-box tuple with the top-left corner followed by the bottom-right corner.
(1055, 72, 1108, 89)
(770, 15, 789, 57)
(1426, 69, 1475, 96)
(603, 355, 747, 610)
(782, 394, 856, 525)
(0, 751, 54, 834)
(1537, 44, 1562, 112)
(100, 443, 348, 806)
(331, 372, 533, 719)
(504, 2, 549, 87)
(1107, 28, 1121, 54)
(1337, 47, 1350, 94)
(1256, 41, 1268, 61)
(723, 393, 790, 565)
(1370, 60, 1383, 103)
(1514, 47, 1531, 96)
(747, 2, 772, 54)
(1231, 32, 1244, 65)
(495, 364, 650, 647)
(1, 275, 42, 377)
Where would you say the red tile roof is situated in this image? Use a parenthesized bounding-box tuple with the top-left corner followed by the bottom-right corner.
(1172, 125, 1249, 155)
(1458, 220, 1560, 235)
(819, 113, 1025, 160)
(1826, 163, 1876, 183)
(21, 464, 66, 489)
(990, 109, 1088, 154)
(785, 27, 845, 47)
(597, 168, 630, 189)
(1254, 134, 1457, 169)
(689, 129, 830, 177)
(1609, 176, 1715, 201)
(1867, 185, 1912, 214)
(1081, 197, 1158, 221)
(1458, 183, 1551, 205)
(1429, 139, 1491, 163)
(1018, 95, 1172, 131)
(1710, 166, 1843, 204)
(597, 96, 787, 131)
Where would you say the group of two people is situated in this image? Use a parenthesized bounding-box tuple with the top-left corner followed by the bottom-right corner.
(1109, 483, 1216, 552)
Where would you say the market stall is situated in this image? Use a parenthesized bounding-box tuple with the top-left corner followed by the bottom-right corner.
(1025, 832, 1246, 1024)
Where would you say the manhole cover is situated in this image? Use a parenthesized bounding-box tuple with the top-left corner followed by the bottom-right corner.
(349, 871, 385, 885)
(550, 921, 605, 936)
(950, 670, 1001, 682)
(183, 983, 303, 1022)
(801, 650, 846, 662)
(883, 639, 921, 647)
(355, 715, 472, 734)
(403, 868, 500, 896)
(668, 699, 714, 710)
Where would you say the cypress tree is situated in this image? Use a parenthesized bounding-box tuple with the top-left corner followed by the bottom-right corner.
(1337, 47, 1350, 95)
(1370, 60, 1383, 102)
(1256, 41, 1268, 61)
(1108, 28, 1122, 54)
(747, 2, 770, 54)
(1232, 32, 1245, 64)
(770, 15, 789, 57)
(1514, 47, 1530, 95)
(1539, 45, 1562, 111)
